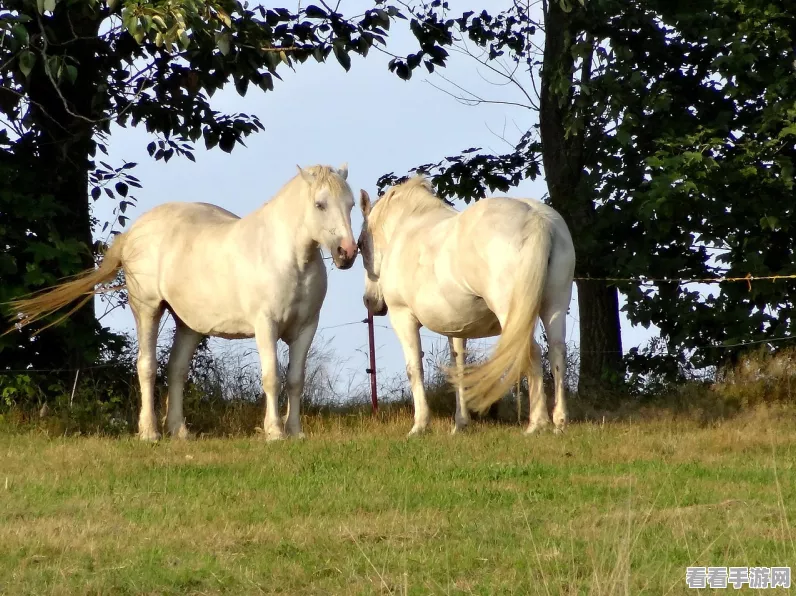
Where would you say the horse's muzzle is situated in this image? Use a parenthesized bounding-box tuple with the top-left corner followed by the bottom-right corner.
(363, 295, 388, 316)
(333, 239, 357, 269)
(333, 252, 356, 270)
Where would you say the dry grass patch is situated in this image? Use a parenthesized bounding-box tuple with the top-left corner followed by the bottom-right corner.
(1, 406, 794, 594)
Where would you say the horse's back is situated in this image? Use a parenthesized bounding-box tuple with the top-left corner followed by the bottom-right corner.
(132, 201, 240, 230)
(123, 202, 241, 262)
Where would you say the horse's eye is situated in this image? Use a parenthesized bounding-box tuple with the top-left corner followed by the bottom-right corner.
(315, 201, 326, 211)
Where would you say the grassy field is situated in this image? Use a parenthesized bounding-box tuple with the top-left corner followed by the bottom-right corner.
(1, 405, 795, 595)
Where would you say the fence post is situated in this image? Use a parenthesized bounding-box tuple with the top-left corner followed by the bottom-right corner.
(365, 312, 378, 413)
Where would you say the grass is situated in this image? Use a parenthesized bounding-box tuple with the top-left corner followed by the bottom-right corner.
(1, 404, 795, 595)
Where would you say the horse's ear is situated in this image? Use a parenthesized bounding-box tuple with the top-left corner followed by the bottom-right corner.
(359, 189, 371, 218)
(296, 165, 315, 184)
(336, 163, 349, 180)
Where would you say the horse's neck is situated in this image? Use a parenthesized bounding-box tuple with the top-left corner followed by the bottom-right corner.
(382, 199, 452, 244)
(248, 179, 319, 265)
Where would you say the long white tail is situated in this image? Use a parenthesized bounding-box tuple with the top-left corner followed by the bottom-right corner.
(3, 233, 127, 335)
(451, 212, 554, 413)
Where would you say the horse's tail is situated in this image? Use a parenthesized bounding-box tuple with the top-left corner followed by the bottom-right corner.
(4, 233, 128, 335)
(453, 211, 554, 413)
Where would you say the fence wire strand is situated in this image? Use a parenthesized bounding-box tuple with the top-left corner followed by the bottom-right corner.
(3, 270, 795, 376)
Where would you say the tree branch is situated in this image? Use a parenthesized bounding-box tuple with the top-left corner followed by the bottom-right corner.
(425, 73, 534, 110)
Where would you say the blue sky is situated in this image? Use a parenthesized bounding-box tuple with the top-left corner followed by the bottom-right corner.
(93, 0, 656, 399)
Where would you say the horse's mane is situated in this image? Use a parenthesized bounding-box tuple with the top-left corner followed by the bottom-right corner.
(301, 165, 349, 195)
(369, 176, 450, 232)
(271, 165, 349, 205)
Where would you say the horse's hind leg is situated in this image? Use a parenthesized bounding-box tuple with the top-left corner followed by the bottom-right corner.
(254, 317, 285, 441)
(449, 337, 470, 434)
(165, 321, 203, 439)
(541, 302, 568, 434)
(131, 301, 165, 442)
(525, 339, 552, 434)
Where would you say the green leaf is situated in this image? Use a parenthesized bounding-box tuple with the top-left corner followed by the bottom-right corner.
(115, 182, 128, 197)
(11, 24, 29, 45)
(683, 151, 703, 163)
(18, 50, 36, 78)
(333, 44, 351, 71)
(234, 76, 249, 96)
(615, 129, 631, 146)
(44, 0, 56, 12)
(179, 30, 191, 51)
(215, 32, 230, 56)
(305, 5, 327, 19)
(777, 124, 796, 138)
(216, 8, 232, 27)
(65, 64, 78, 84)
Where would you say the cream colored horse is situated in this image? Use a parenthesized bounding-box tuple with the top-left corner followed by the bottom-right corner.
(8, 164, 358, 441)
(358, 177, 575, 436)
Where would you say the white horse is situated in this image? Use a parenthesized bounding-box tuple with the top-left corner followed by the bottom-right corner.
(357, 177, 575, 436)
(8, 164, 358, 441)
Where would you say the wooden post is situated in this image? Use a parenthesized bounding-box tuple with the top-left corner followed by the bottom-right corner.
(365, 313, 378, 413)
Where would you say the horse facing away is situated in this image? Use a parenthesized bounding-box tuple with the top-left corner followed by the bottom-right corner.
(7, 164, 358, 441)
(357, 177, 575, 436)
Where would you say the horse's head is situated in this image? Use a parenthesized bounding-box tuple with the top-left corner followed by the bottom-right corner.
(297, 164, 357, 270)
(357, 189, 388, 316)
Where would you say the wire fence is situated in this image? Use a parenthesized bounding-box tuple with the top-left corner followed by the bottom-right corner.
(573, 273, 796, 291)
(2, 272, 794, 376)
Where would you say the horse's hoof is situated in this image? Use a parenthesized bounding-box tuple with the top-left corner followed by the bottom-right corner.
(524, 421, 550, 435)
(171, 424, 193, 440)
(407, 425, 429, 438)
(553, 426, 565, 436)
(451, 423, 469, 435)
(266, 430, 287, 442)
(284, 422, 305, 439)
(139, 429, 161, 442)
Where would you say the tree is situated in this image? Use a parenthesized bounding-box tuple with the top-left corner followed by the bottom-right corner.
(377, 0, 796, 392)
(0, 0, 410, 374)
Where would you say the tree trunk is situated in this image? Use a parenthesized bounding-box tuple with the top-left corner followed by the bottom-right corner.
(539, 0, 625, 395)
(575, 280, 624, 389)
(20, 8, 102, 371)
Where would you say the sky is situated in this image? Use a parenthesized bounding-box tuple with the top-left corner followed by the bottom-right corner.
(92, 0, 657, 400)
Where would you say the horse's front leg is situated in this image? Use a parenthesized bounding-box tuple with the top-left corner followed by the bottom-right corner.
(254, 317, 285, 441)
(283, 319, 319, 439)
(389, 307, 429, 436)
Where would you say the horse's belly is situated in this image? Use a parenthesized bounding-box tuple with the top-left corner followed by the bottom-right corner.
(168, 301, 255, 338)
(414, 294, 501, 338)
